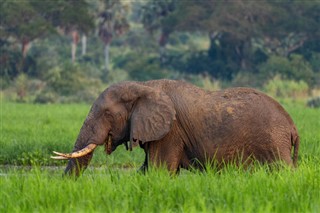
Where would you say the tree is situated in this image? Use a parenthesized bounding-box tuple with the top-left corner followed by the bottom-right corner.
(140, 0, 320, 79)
(140, 0, 177, 62)
(30, 0, 94, 63)
(0, 0, 94, 73)
(95, 0, 130, 74)
(0, 0, 55, 73)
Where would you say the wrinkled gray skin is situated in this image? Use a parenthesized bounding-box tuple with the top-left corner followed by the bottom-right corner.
(64, 79, 300, 176)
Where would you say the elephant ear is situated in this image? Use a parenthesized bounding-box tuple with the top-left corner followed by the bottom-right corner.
(130, 86, 176, 147)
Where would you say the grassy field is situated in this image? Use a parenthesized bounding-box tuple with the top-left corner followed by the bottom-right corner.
(1, 101, 320, 212)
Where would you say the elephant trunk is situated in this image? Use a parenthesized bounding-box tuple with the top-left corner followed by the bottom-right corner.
(63, 136, 112, 176)
(61, 138, 96, 177)
(62, 123, 99, 176)
(52, 108, 111, 177)
(64, 152, 94, 176)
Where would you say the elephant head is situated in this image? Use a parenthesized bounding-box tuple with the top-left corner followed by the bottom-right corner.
(51, 81, 176, 176)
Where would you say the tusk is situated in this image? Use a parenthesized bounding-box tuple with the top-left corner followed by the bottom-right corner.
(51, 143, 97, 159)
(106, 135, 112, 154)
(50, 156, 69, 160)
(53, 151, 69, 156)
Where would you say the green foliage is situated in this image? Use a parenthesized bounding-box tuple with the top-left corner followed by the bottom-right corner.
(6, 74, 46, 103)
(164, 51, 235, 80)
(106, 68, 130, 84)
(140, 0, 177, 33)
(0, 0, 94, 83)
(1, 0, 320, 104)
(43, 62, 103, 103)
(114, 52, 172, 81)
(0, 43, 21, 81)
(0, 0, 94, 41)
(259, 54, 315, 85)
(231, 71, 263, 88)
(310, 53, 320, 73)
(0, 0, 55, 42)
(263, 75, 309, 99)
(34, 89, 58, 104)
(15, 150, 50, 166)
(200, 76, 221, 91)
(14, 73, 29, 102)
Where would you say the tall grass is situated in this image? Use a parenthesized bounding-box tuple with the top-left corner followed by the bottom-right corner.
(1, 103, 89, 165)
(0, 102, 144, 166)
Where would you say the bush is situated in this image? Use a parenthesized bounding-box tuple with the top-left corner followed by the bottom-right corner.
(14, 73, 29, 102)
(34, 89, 58, 104)
(7, 74, 46, 102)
(0, 77, 10, 90)
(44, 62, 103, 103)
(231, 71, 264, 88)
(113, 52, 172, 81)
(258, 54, 314, 86)
(263, 75, 309, 99)
(0, 45, 22, 80)
(307, 97, 320, 108)
(107, 68, 130, 84)
(199, 76, 221, 91)
(165, 51, 236, 81)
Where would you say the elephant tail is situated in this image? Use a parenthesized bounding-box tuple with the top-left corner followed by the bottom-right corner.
(291, 131, 300, 167)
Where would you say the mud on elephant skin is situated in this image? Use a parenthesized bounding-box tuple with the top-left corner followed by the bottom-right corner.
(51, 79, 300, 176)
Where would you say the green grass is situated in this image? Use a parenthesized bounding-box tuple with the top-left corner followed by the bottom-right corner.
(1, 101, 320, 212)
(0, 102, 144, 166)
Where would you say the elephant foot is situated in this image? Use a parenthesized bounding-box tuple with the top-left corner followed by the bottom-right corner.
(137, 163, 148, 174)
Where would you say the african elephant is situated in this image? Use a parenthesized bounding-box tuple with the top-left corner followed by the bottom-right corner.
(52, 79, 300, 176)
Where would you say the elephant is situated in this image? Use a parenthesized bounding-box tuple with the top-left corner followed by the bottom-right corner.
(51, 79, 300, 176)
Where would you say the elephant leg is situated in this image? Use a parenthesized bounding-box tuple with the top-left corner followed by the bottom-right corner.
(137, 145, 149, 173)
(273, 148, 294, 168)
(148, 140, 183, 174)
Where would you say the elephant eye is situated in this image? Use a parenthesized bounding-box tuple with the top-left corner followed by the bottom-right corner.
(104, 110, 112, 116)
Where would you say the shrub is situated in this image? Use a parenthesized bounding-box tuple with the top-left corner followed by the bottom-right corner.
(263, 75, 309, 99)
(34, 89, 58, 104)
(0, 77, 10, 90)
(165, 51, 236, 81)
(107, 68, 130, 84)
(0, 46, 21, 80)
(231, 71, 264, 88)
(307, 97, 320, 108)
(14, 73, 29, 102)
(114, 52, 172, 81)
(200, 76, 221, 91)
(9, 74, 46, 102)
(44, 62, 103, 103)
(258, 54, 314, 86)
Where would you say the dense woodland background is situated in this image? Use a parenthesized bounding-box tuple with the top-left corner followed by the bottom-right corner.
(1, 0, 320, 104)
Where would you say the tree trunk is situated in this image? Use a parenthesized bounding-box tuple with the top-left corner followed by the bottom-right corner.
(71, 42, 77, 63)
(71, 31, 79, 63)
(159, 32, 169, 64)
(104, 43, 110, 73)
(208, 31, 220, 59)
(82, 35, 87, 56)
(19, 39, 30, 74)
